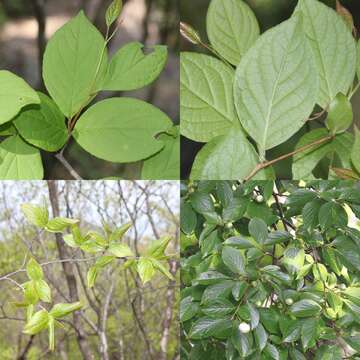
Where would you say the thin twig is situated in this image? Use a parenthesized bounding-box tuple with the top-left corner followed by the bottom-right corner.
(55, 153, 82, 180)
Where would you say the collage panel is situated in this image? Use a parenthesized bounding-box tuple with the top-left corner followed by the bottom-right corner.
(0, 180, 179, 359)
(180, 180, 360, 359)
(180, 0, 360, 181)
(0, 0, 179, 180)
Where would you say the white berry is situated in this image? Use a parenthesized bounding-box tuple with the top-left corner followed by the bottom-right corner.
(285, 298, 294, 305)
(256, 195, 264, 203)
(225, 222, 233, 229)
(239, 322, 251, 333)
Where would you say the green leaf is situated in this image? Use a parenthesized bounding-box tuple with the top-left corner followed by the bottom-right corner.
(80, 240, 105, 253)
(289, 299, 322, 318)
(315, 345, 342, 360)
(43, 11, 107, 117)
(301, 318, 318, 350)
(149, 258, 174, 280)
(247, 301, 259, 329)
(50, 301, 83, 319)
(137, 257, 156, 284)
(141, 129, 179, 180)
(180, 296, 199, 322)
(254, 323, 268, 351)
(26, 258, 43, 281)
(105, 0, 122, 27)
(224, 236, 259, 249)
(87, 266, 99, 288)
(0, 135, 43, 179)
(206, 0, 259, 65)
(302, 199, 323, 230)
(103, 42, 167, 91)
(95, 256, 115, 268)
(23, 309, 49, 335)
(109, 222, 132, 242)
(196, 270, 230, 285)
(180, 52, 236, 142)
(295, 0, 356, 108)
(264, 343, 279, 360)
(0, 122, 17, 136)
(202, 298, 235, 317)
(34, 279, 52, 303)
(13, 92, 67, 152)
(282, 247, 305, 274)
(45, 217, 79, 232)
(190, 317, 232, 339)
(232, 329, 253, 357)
(21, 203, 49, 228)
(63, 234, 78, 248)
(222, 246, 245, 275)
(318, 202, 348, 230)
(108, 243, 133, 258)
(343, 335, 360, 352)
(0, 70, 40, 125)
(333, 235, 360, 271)
(286, 189, 318, 207)
(248, 218, 268, 245)
(181, 201, 197, 234)
(351, 126, 360, 174)
(73, 98, 172, 163)
(325, 93, 353, 134)
(265, 231, 292, 246)
(23, 281, 39, 305)
(190, 129, 263, 180)
(146, 236, 171, 259)
(234, 15, 317, 154)
(48, 316, 55, 351)
(202, 280, 235, 303)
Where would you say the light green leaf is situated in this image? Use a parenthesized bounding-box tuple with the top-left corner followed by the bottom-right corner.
(80, 240, 106, 253)
(222, 246, 245, 275)
(34, 279, 52, 303)
(0, 122, 17, 136)
(137, 257, 156, 284)
(21, 203, 49, 228)
(149, 258, 174, 280)
(108, 243, 133, 258)
(0, 70, 40, 125)
(45, 217, 79, 232)
(206, 0, 259, 65)
(87, 266, 98, 288)
(351, 126, 360, 174)
(95, 255, 115, 268)
(325, 93, 353, 134)
(73, 97, 172, 162)
(343, 335, 360, 353)
(13, 92, 67, 152)
(295, 0, 356, 108)
(142, 129, 179, 180)
(146, 236, 172, 259)
(103, 42, 167, 91)
(26, 259, 43, 281)
(50, 301, 83, 319)
(23, 309, 49, 335)
(290, 299, 322, 318)
(180, 52, 236, 142)
(23, 281, 39, 305)
(234, 15, 317, 153)
(63, 234, 78, 248)
(43, 11, 107, 117)
(105, 0, 122, 27)
(109, 222, 132, 242)
(190, 129, 262, 180)
(0, 135, 43, 179)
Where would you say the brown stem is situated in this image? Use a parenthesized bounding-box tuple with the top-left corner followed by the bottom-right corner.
(244, 135, 334, 181)
(54, 153, 82, 180)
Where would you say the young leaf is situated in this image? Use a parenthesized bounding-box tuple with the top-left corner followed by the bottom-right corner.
(0, 70, 40, 125)
(108, 243, 133, 258)
(21, 203, 49, 228)
(26, 258, 44, 281)
(206, 0, 259, 65)
(295, 0, 356, 108)
(234, 15, 318, 153)
(95, 256, 115, 268)
(141, 130, 180, 180)
(105, 0, 122, 27)
(325, 93, 353, 134)
(63, 234, 78, 248)
(0, 135, 43, 179)
(102, 42, 167, 91)
(87, 266, 98, 288)
(180, 52, 236, 142)
(190, 129, 263, 180)
(23, 281, 40, 305)
(43, 11, 108, 117)
(222, 246, 245, 275)
(73, 98, 172, 163)
(49, 301, 83, 319)
(351, 126, 360, 174)
(45, 217, 79, 232)
(13, 92, 67, 152)
(109, 222, 132, 242)
(137, 257, 156, 284)
(34, 279, 52, 303)
(23, 309, 49, 335)
(146, 236, 172, 259)
(149, 258, 174, 280)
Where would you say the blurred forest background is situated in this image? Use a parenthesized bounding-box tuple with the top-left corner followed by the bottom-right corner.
(0, 0, 179, 179)
(180, 0, 360, 179)
(0, 180, 179, 359)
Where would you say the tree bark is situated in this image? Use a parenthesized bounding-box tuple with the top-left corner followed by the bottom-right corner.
(47, 181, 93, 360)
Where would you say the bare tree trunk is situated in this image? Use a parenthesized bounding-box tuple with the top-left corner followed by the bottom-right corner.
(159, 260, 178, 360)
(47, 181, 93, 360)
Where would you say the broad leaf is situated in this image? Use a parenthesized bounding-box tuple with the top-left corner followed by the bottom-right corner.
(34, 279, 52, 303)
(248, 218, 268, 245)
(295, 0, 356, 108)
(180, 52, 236, 142)
(301, 318, 318, 350)
(87, 266, 98, 288)
(206, 0, 259, 65)
(103, 42, 167, 91)
(43, 11, 108, 117)
(234, 15, 317, 153)
(45, 217, 79, 232)
(108, 243, 133, 258)
(318, 202, 348, 230)
(50, 302, 83, 319)
(352, 127, 360, 174)
(23, 309, 49, 335)
(254, 323, 268, 351)
(105, 0, 122, 27)
(21, 204, 49, 228)
(190, 129, 263, 180)
(181, 201, 197, 235)
(0, 135, 43, 179)
(222, 246, 245, 275)
(73, 98, 172, 162)
(0, 70, 40, 125)
(289, 299, 321, 318)
(190, 317, 232, 339)
(14, 92, 67, 152)
(26, 259, 43, 281)
(180, 296, 199, 322)
(137, 257, 156, 284)
(325, 93, 353, 135)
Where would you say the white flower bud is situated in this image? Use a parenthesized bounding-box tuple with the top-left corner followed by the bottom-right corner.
(285, 298, 294, 305)
(239, 322, 251, 333)
(256, 195, 264, 203)
(339, 283, 346, 290)
(225, 222, 233, 229)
